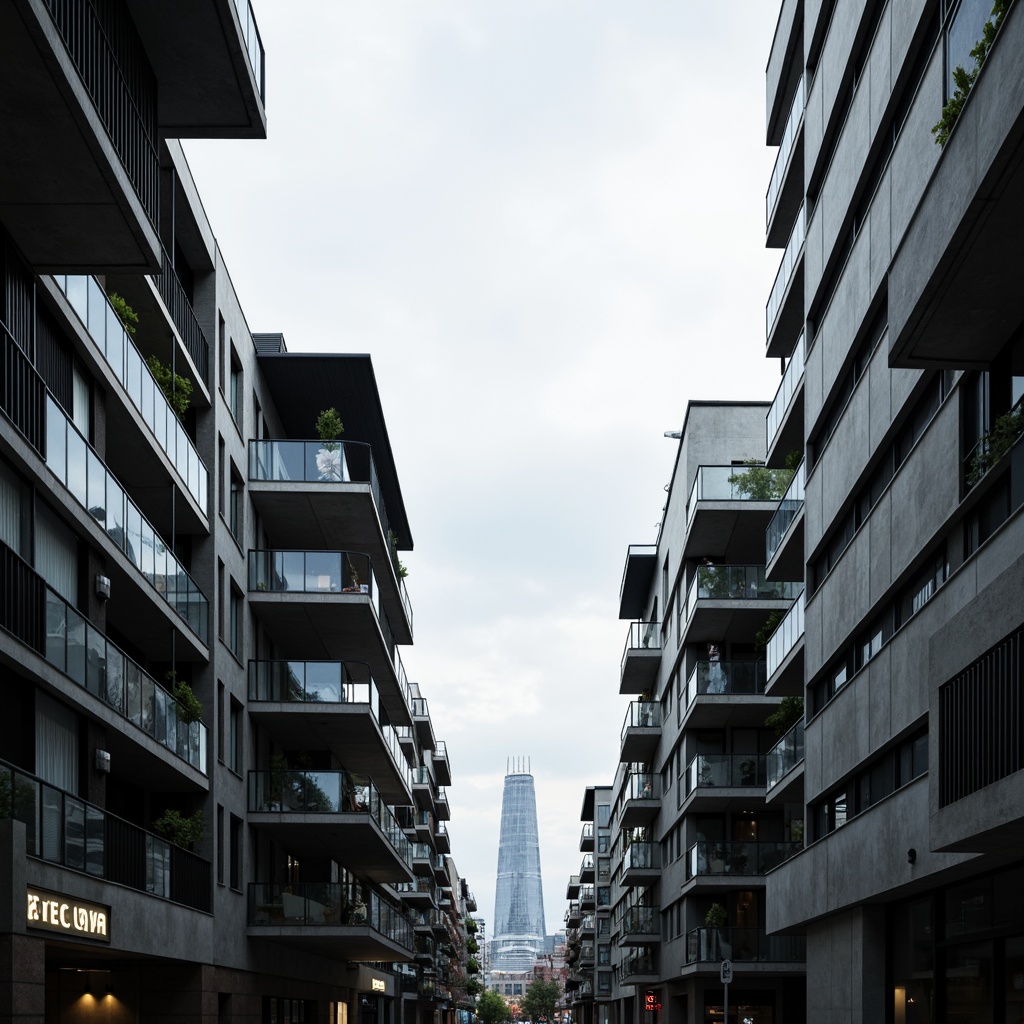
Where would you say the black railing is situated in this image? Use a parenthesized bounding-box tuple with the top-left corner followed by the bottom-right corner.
(0, 759, 210, 912)
(0, 323, 46, 455)
(0, 543, 46, 655)
(43, 0, 159, 227)
(154, 244, 210, 386)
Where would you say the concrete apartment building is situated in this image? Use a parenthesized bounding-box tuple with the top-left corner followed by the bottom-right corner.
(762, 0, 1024, 1020)
(0, 2, 473, 1022)
(565, 403, 808, 1024)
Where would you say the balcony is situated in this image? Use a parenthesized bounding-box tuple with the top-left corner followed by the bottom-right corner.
(247, 769, 413, 883)
(766, 74, 806, 246)
(683, 661, 768, 728)
(620, 701, 661, 762)
(0, 0, 161, 269)
(889, 3, 1024, 369)
(53, 275, 209, 523)
(248, 439, 413, 643)
(1, 760, 210, 912)
(619, 544, 657, 619)
(579, 885, 596, 910)
(685, 565, 800, 644)
(45, 396, 210, 650)
(685, 466, 786, 563)
(618, 905, 660, 944)
(579, 854, 595, 883)
(684, 754, 767, 809)
(684, 927, 805, 966)
(435, 823, 450, 855)
(765, 461, 805, 581)
(247, 660, 411, 804)
(248, 881, 414, 962)
(621, 841, 660, 886)
(580, 912, 596, 936)
(620, 947, 658, 983)
(685, 841, 799, 883)
(432, 741, 452, 787)
(410, 843, 432, 875)
(247, 550, 404, 692)
(766, 202, 806, 357)
(765, 330, 805, 466)
(411, 694, 436, 750)
(435, 786, 450, 821)
(766, 720, 805, 804)
(620, 771, 660, 828)
(566, 875, 581, 899)
(765, 589, 805, 696)
(620, 620, 660, 694)
(580, 821, 594, 852)
(395, 877, 437, 907)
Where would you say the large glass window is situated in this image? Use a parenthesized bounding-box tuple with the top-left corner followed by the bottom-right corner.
(0, 460, 30, 557)
(35, 503, 78, 604)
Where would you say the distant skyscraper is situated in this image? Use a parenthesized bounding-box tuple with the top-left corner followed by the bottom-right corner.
(492, 758, 547, 973)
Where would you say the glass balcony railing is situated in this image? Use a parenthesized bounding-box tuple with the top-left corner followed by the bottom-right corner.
(411, 766, 431, 786)
(621, 701, 661, 739)
(620, 905, 659, 936)
(625, 772, 660, 802)
(248, 549, 377, 597)
(766, 73, 807, 225)
(248, 768, 411, 868)
(580, 853, 595, 873)
(765, 460, 806, 564)
(621, 948, 658, 977)
(685, 660, 767, 703)
(685, 753, 767, 794)
(580, 822, 594, 847)
(1, 759, 209, 910)
(766, 202, 806, 337)
(623, 841, 659, 872)
(248, 882, 413, 949)
(53, 275, 209, 513)
(686, 927, 805, 964)
(411, 696, 429, 718)
(767, 719, 805, 789)
(394, 876, 436, 900)
(766, 330, 806, 452)
(686, 565, 801, 619)
(686, 465, 794, 524)
(766, 588, 806, 678)
(44, 585, 207, 772)
(248, 660, 409, 788)
(579, 885, 595, 906)
(231, 0, 266, 101)
(623, 620, 660, 657)
(45, 395, 210, 644)
(686, 840, 800, 878)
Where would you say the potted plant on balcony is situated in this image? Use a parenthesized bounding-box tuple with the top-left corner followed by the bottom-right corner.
(315, 407, 345, 481)
(152, 808, 205, 850)
(704, 902, 730, 960)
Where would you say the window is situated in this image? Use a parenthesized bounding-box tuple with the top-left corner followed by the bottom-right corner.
(217, 681, 226, 763)
(597, 887, 610, 907)
(597, 973, 611, 995)
(217, 805, 225, 885)
(229, 584, 243, 659)
(597, 804, 610, 828)
(218, 315, 227, 393)
(229, 464, 243, 541)
(598, 944, 610, 965)
(597, 834, 609, 854)
(262, 997, 310, 1023)
(229, 349, 242, 423)
(218, 560, 226, 640)
(0, 459, 30, 557)
(35, 502, 78, 604)
(229, 813, 242, 890)
(72, 362, 90, 438)
(229, 697, 242, 774)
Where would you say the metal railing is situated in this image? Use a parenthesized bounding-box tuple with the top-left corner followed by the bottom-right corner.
(248, 882, 413, 950)
(623, 841, 659, 872)
(621, 701, 661, 738)
(766, 201, 806, 337)
(686, 840, 800, 878)
(154, 244, 209, 385)
(248, 768, 410, 867)
(46, 395, 209, 643)
(43, 0, 159, 226)
(685, 661, 767, 703)
(766, 329, 805, 452)
(622, 620, 660, 657)
(0, 322, 46, 455)
(766, 74, 806, 226)
(767, 720, 805, 789)
(687, 566, 801, 619)
(765, 459, 806, 564)
(53, 275, 209, 512)
(1, 759, 209, 910)
(686, 926, 805, 964)
(625, 772, 660, 802)
(766, 588, 806, 679)
(685, 753, 767, 794)
(231, 0, 266, 101)
(619, 905, 659, 936)
(687, 465, 794, 525)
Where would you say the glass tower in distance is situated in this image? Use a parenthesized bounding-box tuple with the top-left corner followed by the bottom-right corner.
(492, 758, 547, 973)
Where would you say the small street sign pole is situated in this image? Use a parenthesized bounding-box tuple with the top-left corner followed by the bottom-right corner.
(720, 959, 733, 1023)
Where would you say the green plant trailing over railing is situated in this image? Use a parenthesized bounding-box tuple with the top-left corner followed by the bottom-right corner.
(932, 0, 1010, 146)
(108, 292, 139, 335)
(728, 459, 795, 500)
(316, 407, 344, 448)
(765, 695, 804, 738)
(465, 917, 479, 934)
(388, 528, 409, 580)
(152, 808, 205, 849)
(755, 610, 786, 653)
(170, 677, 203, 723)
(146, 354, 193, 418)
(968, 404, 1024, 485)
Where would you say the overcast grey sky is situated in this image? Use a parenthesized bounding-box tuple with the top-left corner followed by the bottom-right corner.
(186, 0, 784, 936)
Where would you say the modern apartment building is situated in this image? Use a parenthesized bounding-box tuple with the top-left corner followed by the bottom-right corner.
(763, 0, 1024, 1020)
(0, 3, 473, 1022)
(565, 403, 808, 1024)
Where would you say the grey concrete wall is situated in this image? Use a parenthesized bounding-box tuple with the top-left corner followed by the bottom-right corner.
(803, 906, 885, 1023)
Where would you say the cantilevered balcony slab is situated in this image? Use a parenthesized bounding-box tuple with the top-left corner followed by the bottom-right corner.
(620, 621, 661, 694)
(765, 462, 805, 583)
(682, 661, 770, 730)
(684, 566, 800, 645)
(685, 467, 782, 563)
(620, 702, 661, 763)
(0, 0, 161, 271)
(765, 591, 805, 698)
(618, 545, 656, 619)
(126, 0, 266, 139)
(889, 5, 1024, 369)
(682, 754, 768, 813)
(621, 843, 660, 887)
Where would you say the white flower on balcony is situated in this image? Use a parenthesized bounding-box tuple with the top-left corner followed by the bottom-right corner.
(316, 446, 342, 481)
